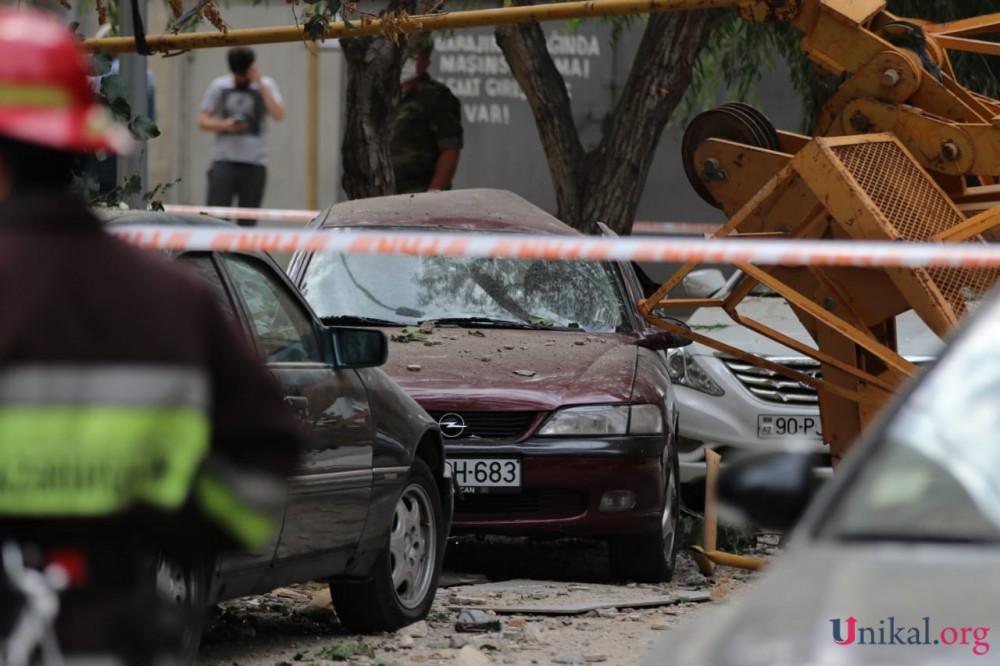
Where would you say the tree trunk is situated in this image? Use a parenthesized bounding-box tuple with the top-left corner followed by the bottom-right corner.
(498, 5, 722, 234)
(340, 0, 442, 200)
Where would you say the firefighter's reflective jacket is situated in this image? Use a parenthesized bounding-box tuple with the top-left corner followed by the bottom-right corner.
(0, 193, 303, 556)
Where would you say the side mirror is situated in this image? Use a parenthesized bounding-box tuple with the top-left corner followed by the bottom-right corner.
(718, 450, 821, 532)
(330, 327, 388, 368)
(683, 268, 726, 298)
(636, 317, 693, 350)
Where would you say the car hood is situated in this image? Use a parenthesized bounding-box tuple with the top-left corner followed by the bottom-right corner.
(686, 297, 943, 359)
(651, 543, 994, 665)
(378, 327, 638, 411)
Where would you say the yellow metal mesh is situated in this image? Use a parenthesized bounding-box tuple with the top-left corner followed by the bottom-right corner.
(831, 141, 1000, 318)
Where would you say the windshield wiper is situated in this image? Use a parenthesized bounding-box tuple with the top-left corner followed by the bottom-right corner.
(322, 315, 407, 326)
(425, 317, 546, 329)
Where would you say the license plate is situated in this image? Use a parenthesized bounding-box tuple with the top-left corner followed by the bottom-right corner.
(758, 415, 822, 439)
(447, 457, 521, 493)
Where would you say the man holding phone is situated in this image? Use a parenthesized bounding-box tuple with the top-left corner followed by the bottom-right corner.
(199, 47, 285, 225)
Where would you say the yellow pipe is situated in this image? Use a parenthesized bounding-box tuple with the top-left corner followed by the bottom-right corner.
(306, 42, 318, 211)
(83, 0, 748, 54)
(689, 545, 767, 571)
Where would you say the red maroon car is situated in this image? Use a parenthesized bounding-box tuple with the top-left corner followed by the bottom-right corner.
(287, 189, 690, 582)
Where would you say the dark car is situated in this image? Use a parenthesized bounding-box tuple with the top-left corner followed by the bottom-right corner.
(105, 211, 452, 637)
(286, 189, 691, 582)
(644, 290, 1000, 664)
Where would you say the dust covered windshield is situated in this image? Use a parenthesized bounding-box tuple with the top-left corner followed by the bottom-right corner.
(300, 252, 631, 332)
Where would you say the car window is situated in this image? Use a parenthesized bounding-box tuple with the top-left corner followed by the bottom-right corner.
(825, 304, 1000, 542)
(177, 253, 238, 323)
(221, 254, 323, 364)
(300, 252, 631, 332)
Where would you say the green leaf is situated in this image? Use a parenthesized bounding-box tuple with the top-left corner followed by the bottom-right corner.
(129, 114, 161, 140)
(526, 316, 555, 327)
(390, 327, 428, 343)
(304, 14, 328, 40)
(99, 73, 129, 106)
(109, 97, 132, 123)
(92, 51, 114, 76)
(467, 330, 485, 338)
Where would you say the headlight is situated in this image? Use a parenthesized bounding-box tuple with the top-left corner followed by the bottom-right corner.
(538, 404, 663, 436)
(666, 348, 725, 396)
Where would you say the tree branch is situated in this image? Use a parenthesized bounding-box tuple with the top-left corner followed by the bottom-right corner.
(496, 0, 586, 228)
(583, 10, 723, 233)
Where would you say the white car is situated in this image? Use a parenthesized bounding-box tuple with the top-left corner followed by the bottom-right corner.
(667, 269, 943, 484)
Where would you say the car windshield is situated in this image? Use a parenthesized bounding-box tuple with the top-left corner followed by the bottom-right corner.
(826, 300, 1000, 542)
(300, 251, 630, 332)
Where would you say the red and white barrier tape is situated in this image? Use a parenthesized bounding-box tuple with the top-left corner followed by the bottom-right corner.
(161, 205, 722, 235)
(110, 224, 1000, 268)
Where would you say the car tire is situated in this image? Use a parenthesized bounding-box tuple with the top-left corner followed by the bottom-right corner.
(331, 457, 446, 633)
(153, 554, 212, 662)
(608, 450, 680, 583)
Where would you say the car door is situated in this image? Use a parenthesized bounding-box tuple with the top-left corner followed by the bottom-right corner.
(216, 252, 375, 581)
(177, 252, 285, 578)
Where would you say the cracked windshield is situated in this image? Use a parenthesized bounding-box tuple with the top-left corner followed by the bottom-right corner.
(301, 251, 629, 331)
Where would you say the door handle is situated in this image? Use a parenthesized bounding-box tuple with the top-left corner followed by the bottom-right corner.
(284, 395, 310, 418)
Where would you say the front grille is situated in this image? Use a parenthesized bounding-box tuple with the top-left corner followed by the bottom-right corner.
(721, 357, 820, 404)
(427, 411, 536, 440)
(455, 489, 586, 518)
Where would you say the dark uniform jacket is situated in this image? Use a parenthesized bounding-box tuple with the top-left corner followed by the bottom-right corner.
(0, 193, 302, 559)
(390, 76, 464, 194)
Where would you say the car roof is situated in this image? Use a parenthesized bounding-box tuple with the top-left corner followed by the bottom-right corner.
(312, 188, 580, 236)
(100, 209, 236, 228)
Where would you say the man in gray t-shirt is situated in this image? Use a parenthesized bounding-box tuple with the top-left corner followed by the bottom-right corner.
(199, 47, 285, 226)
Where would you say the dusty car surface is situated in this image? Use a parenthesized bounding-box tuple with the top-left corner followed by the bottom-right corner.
(645, 287, 1000, 665)
(286, 188, 691, 582)
(669, 268, 942, 484)
(105, 211, 452, 637)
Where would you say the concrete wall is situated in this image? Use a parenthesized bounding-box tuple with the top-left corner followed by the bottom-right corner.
(134, 2, 800, 227)
(144, 0, 345, 211)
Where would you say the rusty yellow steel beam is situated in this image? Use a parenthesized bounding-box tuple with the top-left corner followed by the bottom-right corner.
(83, 0, 751, 54)
(924, 12, 1000, 37)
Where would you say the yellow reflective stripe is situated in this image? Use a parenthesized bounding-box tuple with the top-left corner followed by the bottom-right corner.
(0, 407, 209, 516)
(195, 471, 277, 548)
(0, 84, 72, 107)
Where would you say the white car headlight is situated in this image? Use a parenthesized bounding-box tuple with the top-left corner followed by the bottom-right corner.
(538, 404, 664, 436)
(666, 348, 725, 396)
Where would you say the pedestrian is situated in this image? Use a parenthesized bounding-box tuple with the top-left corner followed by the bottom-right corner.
(0, 9, 302, 664)
(391, 37, 464, 193)
(199, 46, 285, 225)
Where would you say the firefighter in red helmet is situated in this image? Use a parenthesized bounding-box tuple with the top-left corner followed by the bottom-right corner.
(0, 8, 302, 664)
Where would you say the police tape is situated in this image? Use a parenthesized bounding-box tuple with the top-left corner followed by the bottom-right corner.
(160, 205, 722, 234)
(110, 224, 1000, 268)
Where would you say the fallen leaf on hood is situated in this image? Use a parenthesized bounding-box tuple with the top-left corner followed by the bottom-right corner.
(513, 370, 536, 377)
(468, 330, 486, 338)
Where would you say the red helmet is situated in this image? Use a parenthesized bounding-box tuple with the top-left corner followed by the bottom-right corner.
(0, 8, 133, 154)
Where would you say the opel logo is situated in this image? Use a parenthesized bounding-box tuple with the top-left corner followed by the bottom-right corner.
(438, 412, 468, 438)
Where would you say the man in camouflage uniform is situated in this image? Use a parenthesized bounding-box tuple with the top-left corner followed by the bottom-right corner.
(391, 39, 464, 193)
